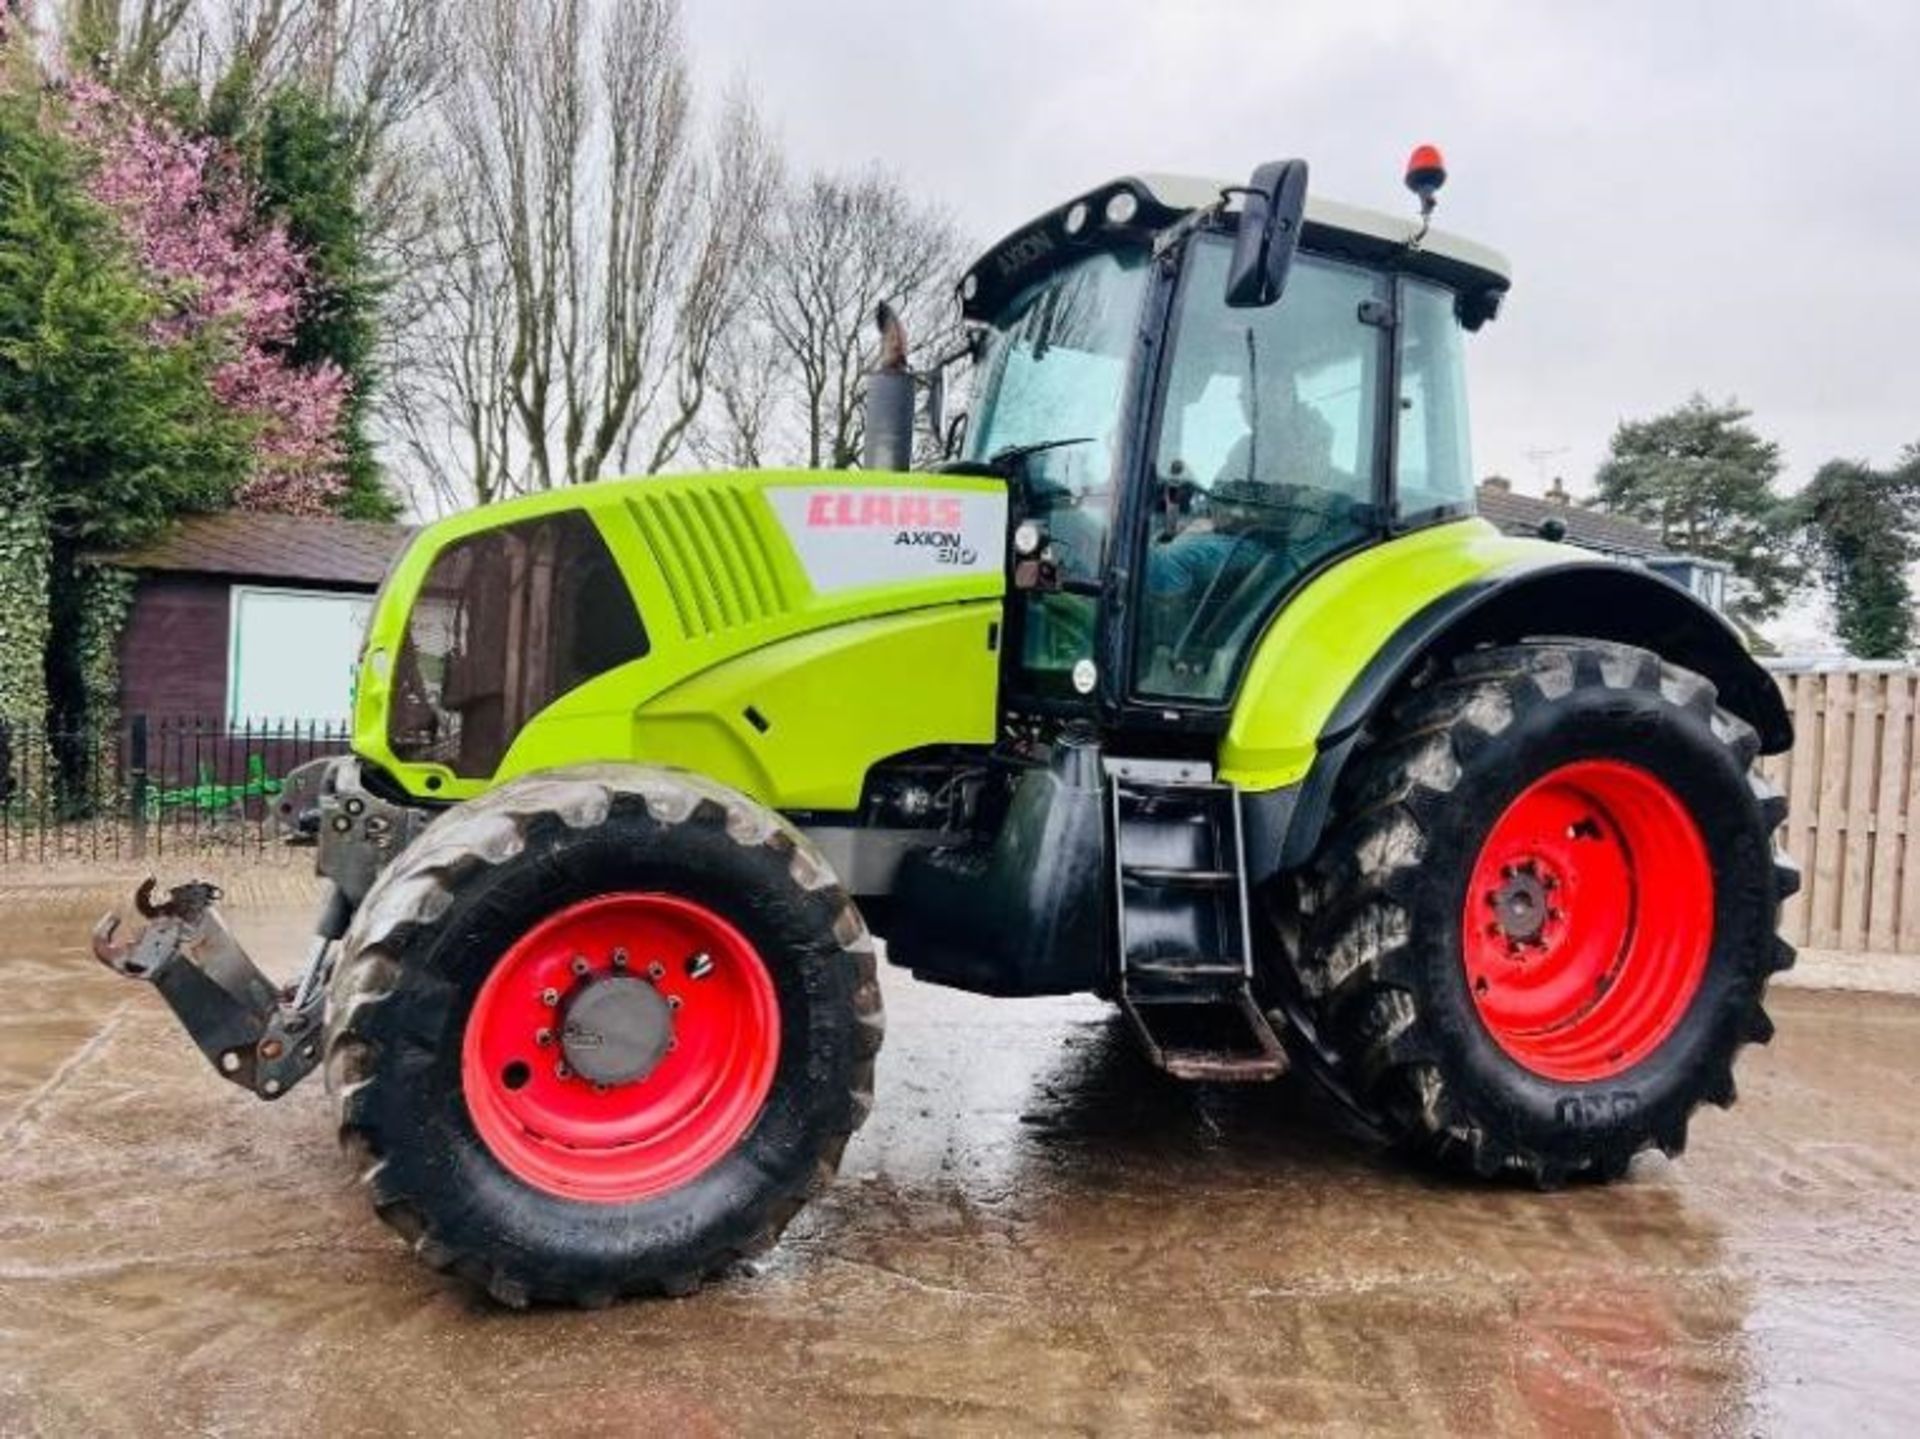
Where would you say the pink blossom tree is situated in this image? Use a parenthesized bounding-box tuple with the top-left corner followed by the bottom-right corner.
(63, 74, 349, 514)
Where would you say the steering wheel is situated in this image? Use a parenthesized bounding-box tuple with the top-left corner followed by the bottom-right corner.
(1167, 491, 1353, 673)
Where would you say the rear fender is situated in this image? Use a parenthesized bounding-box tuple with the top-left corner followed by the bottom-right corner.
(1243, 558, 1791, 879)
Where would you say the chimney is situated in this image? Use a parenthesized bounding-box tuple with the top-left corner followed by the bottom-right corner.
(1481, 475, 1512, 493)
(1545, 476, 1571, 505)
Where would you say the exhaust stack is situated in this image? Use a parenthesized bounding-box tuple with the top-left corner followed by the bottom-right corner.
(862, 302, 914, 472)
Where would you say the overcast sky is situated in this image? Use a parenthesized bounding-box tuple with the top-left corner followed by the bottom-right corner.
(686, 0, 1920, 501)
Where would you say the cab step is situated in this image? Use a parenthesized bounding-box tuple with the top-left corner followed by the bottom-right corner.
(1106, 759, 1287, 1082)
(1122, 866, 1238, 888)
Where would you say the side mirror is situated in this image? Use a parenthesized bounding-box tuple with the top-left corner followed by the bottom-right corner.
(1225, 158, 1310, 308)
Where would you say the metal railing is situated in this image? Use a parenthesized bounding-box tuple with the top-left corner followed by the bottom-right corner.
(0, 714, 351, 866)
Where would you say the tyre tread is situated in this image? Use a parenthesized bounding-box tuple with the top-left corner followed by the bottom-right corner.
(1286, 640, 1795, 1186)
(323, 765, 881, 1306)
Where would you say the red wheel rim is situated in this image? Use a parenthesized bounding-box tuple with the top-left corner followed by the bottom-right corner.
(1460, 760, 1713, 1082)
(461, 893, 780, 1203)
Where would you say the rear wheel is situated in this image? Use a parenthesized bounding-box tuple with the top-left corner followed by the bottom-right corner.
(1282, 640, 1798, 1183)
(324, 765, 882, 1305)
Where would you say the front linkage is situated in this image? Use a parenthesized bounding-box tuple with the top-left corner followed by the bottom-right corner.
(88, 757, 427, 1101)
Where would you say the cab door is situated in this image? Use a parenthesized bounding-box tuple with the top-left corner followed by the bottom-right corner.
(1124, 239, 1391, 710)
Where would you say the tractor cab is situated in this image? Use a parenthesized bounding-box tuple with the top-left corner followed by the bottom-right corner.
(953, 167, 1509, 731)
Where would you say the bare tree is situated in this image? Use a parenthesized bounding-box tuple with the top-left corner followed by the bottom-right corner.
(693, 320, 783, 471)
(390, 0, 775, 506)
(726, 169, 967, 471)
(54, 0, 448, 143)
(60, 0, 196, 82)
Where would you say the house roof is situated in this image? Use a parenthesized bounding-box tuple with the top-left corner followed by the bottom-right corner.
(1475, 483, 1668, 559)
(101, 512, 413, 588)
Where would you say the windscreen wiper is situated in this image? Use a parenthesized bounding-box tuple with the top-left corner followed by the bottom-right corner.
(989, 436, 1095, 473)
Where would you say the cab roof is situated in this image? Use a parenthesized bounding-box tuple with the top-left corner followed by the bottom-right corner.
(962, 171, 1513, 325)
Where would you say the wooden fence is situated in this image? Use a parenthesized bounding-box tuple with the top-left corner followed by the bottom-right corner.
(1762, 666, 1920, 957)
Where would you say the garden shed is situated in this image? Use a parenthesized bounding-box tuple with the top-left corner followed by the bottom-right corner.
(101, 513, 411, 725)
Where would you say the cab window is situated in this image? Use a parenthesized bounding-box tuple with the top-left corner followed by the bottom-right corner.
(1137, 240, 1386, 702)
(1396, 278, 1475, 520)
(967, 247, 1148, 693)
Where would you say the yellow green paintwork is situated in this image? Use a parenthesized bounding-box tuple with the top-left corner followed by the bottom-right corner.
(350, 470, 1005, 808)
(352, 472, 1590, 813)
(1217, 518, 1578, 791)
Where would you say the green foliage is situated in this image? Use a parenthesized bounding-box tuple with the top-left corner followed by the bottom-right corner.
(1787, 454, 1920, 660)
(253, 88, 393, 519)
(0, 79, 251, 732)
(0, 86, 251, 551)
(0, 462, 52, 725)
(1591, 394, 1798, 628)
(180, 77, 398, 520)
(62, 560, 135, 724)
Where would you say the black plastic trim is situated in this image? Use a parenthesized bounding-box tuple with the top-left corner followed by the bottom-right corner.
(884, 738, 1110, 996)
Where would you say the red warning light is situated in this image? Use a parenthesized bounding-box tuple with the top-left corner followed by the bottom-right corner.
(1405, 144, 1447, 202)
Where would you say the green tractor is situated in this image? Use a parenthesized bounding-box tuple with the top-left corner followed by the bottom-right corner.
(93, 151, 1797, 1305)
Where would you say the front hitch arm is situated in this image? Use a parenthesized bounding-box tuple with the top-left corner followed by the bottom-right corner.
(91, 878, 338, 1100)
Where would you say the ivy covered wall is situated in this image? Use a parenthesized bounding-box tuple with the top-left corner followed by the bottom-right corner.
(67, 564, 135, 729)
(0, 464, 51, 725)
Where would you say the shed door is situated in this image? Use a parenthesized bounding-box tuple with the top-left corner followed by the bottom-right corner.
(227, 586, 372, 724)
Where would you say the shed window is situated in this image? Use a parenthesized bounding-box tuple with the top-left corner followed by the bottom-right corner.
(228, 587, 372, 725)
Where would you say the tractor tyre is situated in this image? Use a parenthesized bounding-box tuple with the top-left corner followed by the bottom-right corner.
(322, 764, 882, 1305)
(1283, 640, 1798, 1184)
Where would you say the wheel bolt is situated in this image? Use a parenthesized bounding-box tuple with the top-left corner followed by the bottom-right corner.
(536, 1027, 554, 1047)
(611, 948, 629, 970)
(555, 1059, 572, 1079)
(592, 1082, 609, 1095)
(540, 987, 559, 1007)
(647, 961, 666, 981)
(666, 994, 682, 1011)
(686, 951, 714, 980)
(570, 956, 590, 977)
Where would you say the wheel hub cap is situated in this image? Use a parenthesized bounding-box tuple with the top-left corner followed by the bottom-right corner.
(1461, 760, 1715, 1083)
(460, 892, 781, 1204)
(562, 975, 672, 1086)
(1489, 863, 1554, 945)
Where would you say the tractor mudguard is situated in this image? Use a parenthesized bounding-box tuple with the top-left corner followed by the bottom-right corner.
(1237, 552, 1792, 883)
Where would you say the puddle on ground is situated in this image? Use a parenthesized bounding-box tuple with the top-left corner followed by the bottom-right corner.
(2, 893, 1916, 1435)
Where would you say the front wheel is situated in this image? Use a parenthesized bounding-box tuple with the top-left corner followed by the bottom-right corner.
(323, 765, 882, 1304)
(1283, 641, 1798, 1183)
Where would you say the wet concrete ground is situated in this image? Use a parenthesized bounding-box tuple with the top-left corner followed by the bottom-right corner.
(3, 882, 1918, 1436)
